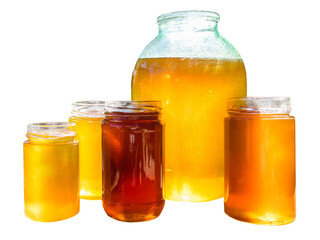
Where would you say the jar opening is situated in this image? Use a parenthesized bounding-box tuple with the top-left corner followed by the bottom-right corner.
(27, 122, 76, 140)
(157, 10, 220, 25)
(105, 101, 161, 114)
(227, 97, 292, 114)
(71, 101, 105, 118)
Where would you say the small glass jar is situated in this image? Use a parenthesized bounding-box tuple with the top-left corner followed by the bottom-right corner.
(102, 101, 165, 222)
(23, 122, 79, 222)
(132, 10, 247, 202)
(69, 101, 105, 199)
(224, 97, 295, 225)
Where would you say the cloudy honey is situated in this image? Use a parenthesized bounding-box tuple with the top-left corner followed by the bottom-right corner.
(23, 122, 79, 222)
(132, 58, 246, 201)
(69, 101, 105, 199)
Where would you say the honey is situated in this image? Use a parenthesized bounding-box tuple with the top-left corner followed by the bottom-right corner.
(69, 101, 105, 200)
(132, 58, 246, 201)
(102, 101, 165, 222)
(23, 122, 79, 222)
(224, 97, 295, 225)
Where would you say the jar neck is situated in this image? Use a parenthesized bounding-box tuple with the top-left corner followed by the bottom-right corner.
(26, 122, 76, 144)
(105, 101, 161, 122)
(158, 20, 218, 33)
(227, 111, 291, 118)
(71, 101, 105, 118)
(227, 97, 292, 116)
(105, 112, 160, 122)
(157, 11, 220, 34)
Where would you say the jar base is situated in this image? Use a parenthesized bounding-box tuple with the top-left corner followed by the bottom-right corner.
(25, 203, 79, 222)
(225, 209, 295, 226)
(164, 176, 224, 202)
(102, 200, 165, 222)
(80, 191, 101, 200)
(80, 196, 101, 200)
(165, 195, 223, 202)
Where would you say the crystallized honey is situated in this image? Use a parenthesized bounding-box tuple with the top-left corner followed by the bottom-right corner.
(132, 58, 247, 201)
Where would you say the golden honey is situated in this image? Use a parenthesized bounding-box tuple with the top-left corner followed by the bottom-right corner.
(23, 122, 79, 222)
(132, 58, 246, 201)
(69, 101, 105, 199)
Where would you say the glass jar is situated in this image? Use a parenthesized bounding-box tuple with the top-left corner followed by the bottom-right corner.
(224, 97, 295, 225)
(23, 122, 79, 222)
(102, 101, 165, 222)
(132, 10, 247, 201)
(69, 101, 105, 199)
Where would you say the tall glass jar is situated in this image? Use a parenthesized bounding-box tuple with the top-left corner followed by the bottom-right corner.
(132, 10, 247, 201)
(69, 101, 105, 200)
(102, 101, 165, 222)
(23, 122, 79, 222)
(224, 97, 295, 225)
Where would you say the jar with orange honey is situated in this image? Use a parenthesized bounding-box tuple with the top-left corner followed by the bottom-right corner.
(132, 11, 247, 201)
(224, 97, 295, 225)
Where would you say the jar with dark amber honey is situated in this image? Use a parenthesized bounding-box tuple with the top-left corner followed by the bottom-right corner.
(224, 97, 295, 225)
(102, 101, 165, 222)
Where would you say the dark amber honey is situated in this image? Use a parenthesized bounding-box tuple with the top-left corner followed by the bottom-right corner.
(102, 102, 164, 222)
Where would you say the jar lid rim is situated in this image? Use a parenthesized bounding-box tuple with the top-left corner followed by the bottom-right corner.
(72, 100, 105, 107)
(105, 101, 161, 113)
(157, 10, 220, 24)
(27, 122, 75, 129)
(227, 97, 292, 114)
(71, 100, 106, 118)
(27, 122, 76, 139)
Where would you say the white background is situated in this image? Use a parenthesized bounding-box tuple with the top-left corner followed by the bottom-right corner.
(0, 0, 319, 239)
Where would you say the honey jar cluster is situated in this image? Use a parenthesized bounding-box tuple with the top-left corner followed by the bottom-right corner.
(23, 10, 295, 225)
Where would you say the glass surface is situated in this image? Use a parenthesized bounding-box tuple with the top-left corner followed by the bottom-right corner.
(132, 11, 247, 201)
(70, 101, 105, 199)
(227, 97, 291, 114)
(102, 102, 164, 222)
(224, 98, 295, 225)
(23, 122, 79, 222)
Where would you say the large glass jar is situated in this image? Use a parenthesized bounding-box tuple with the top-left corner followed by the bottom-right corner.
(132, 10, 247, 201)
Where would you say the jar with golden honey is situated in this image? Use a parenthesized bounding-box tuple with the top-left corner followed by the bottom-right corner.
(23, 122, 79, 222)
(224, 97, 295, 225)
(69, 101, 105, 199)
(132, 10, 247, 201)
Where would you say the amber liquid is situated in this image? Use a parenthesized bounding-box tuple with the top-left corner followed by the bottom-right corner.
(24, 138, 79, 222)
(69, 116, 103, 199)
(102, 113, 165, 222)
(224, 114, 295, 225)
(132, 58, 246, 201)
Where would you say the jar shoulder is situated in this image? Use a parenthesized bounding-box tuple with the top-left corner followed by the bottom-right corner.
(139, 32, 242, 59)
